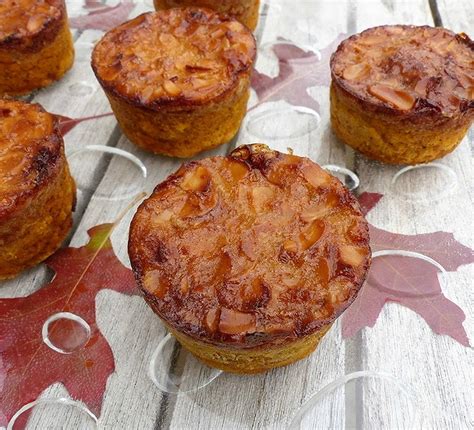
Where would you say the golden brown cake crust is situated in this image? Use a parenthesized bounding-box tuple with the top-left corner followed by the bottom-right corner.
(0, 0, 74, 96)
(0, 0, 64, 52)
(0, 99, 76, 279)
(331, 25, 474, 121)
(0, 99, 64, 219)
(153, 0, 260, 31)
(129, 144, 371, 348)
(91, 8, 256, 111)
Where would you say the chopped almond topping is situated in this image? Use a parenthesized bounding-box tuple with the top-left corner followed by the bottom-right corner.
(316, 258, 330, 286)
(181, 166, 211, 192)
(283, 239, 298, 253)
(327, 278, 352, 304)
(163, 79, 182, 96)
(368, 84, 415, 110)
(26, 14, 46, 33)
(414, 77, 430, 96)
(228, 160, 249, 181)
(299, 220, 325, 251)
(140, 86, 155, 103)
(301, 163, 331, 188)
(458, 71, 474, 90)
(179, 191, 217, 218)
(340, 245, 367, 267)
(343, 63, 369, 81)
(282, 276, 299, 287)
(0, 0, 61, 41)
(179, 278, 190, 294)
(130, 144, 371, 343)
(211, 28, 226, 39)
(0, 99, 60, 208)
(251, 186, 274, 213)
(332, 25, 473, 115)
(152, 209, 173, 225)
(301, 204, 331, 223)
(205, 308, 220, 332)
(265, 154, 302, 186)
(92, 8, 256, 107)
(219, 308, 256, 335)
(143, 270, 168, 297)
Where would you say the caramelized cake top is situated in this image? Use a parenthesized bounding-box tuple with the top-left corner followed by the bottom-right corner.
(92, 8, 256, 109)
(0, 99, 63, 218)
(331, 25, 474, 116)
(156, 0, 251, 19)
(129, 145, 371, 346)
(0, 0, 63, 48)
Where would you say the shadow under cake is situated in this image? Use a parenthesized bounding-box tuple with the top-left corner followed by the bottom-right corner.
(91, 8, 256, 158)
(0, 0, 74, 96)
(128, 144, 371, 374)
(0, 99, 76, 280)
(330, 25, 474, 165)
(153, 0, 261, 31)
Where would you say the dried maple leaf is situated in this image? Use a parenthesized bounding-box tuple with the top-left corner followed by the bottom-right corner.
(84, 0, 105, 9)
(250, 34, 346, 113)
(0, 221, 138, 428)
(69, 0, 135, 31)
(357, 191, 384, 216)
(55, 112, 114, 136)
(342, 192, 473, 346)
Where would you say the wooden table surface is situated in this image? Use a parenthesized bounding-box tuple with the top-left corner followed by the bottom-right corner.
(1, 0, 473, 429)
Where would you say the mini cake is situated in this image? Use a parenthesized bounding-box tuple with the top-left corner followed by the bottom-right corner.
(0, 0, 74, 96)
(330, 25, 474, 165)
(129, 144, 371, 373)
(91, 9, 256, 158)
(153, 0, 260, 31)
(0, 99, 76, 279)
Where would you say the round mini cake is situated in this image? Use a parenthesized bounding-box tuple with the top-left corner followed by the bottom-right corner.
(91, 8, 256, 158)
(129, 144, 371, 373)
(0, 99, 76, 279)
(330, 25, 474, 165)
(0, 0, 74, 96)
(153, 0, 260, 31)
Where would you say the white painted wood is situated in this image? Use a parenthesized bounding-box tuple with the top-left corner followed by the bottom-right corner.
(2, 1, 473, 429)
(435, 0, 474, 33)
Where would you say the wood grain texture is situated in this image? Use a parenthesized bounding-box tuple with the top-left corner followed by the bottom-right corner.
(435, 0, 474, 32)
(1, 1, 472, 429)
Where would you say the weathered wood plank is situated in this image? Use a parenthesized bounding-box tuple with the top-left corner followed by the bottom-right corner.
(434, 0, 474, 33)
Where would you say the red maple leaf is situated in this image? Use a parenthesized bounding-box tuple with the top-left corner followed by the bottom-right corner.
(250, 34, 346, 113)
(342, 192, 473, 346)
(69, 0, 135, 31)
(0, 223, 138, 428)
(357, 191, 384, 216)
(83, 0, 105, 9)
(55, 112, 114, 136)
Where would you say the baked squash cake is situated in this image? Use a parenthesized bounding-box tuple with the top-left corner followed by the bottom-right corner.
(92, 8, 256, 158)
(0, 0, 74, 96)
(330, 25, 474, 165)
(0, 99, 76, 279)
(129, 144, 371, 373)
(154, 0, 260, 31)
